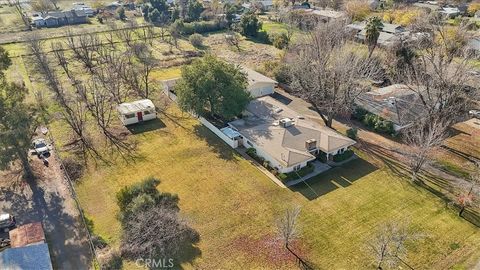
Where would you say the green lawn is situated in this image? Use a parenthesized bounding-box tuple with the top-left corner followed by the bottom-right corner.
(75, 105, 480, 270)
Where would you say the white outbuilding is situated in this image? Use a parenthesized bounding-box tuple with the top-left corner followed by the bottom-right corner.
(242, 67, 277, 98)
(117, 99, 156, 126)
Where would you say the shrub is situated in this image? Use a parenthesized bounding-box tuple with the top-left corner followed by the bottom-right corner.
(239, 12, 262, 37)
(246, 147, 256, 157)
(62, 157, 84, 182)
(346, 128, 358, 139)
(173, 19, 226, 35)
(278, 173, 288, 181)
(116, 177, 161, 212)
(98, 248, 123, 270)
(189, 33, 204, 47)
(255, 30, 271, 44)
(272, 32, 289, 49)
(352, 107, 368, 120)
(333, 150, 354, 162)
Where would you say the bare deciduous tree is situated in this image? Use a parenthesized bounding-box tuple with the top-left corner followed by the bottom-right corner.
(368, 221, 419, 270)
(457, 167, 480, 217)
(28, 37, 101, 160)
(76, 80, 133, 158)
(51, 42, 73, 81)
(289, 22, 382, 128)
(131, 42, 157, 98)
(275, 206, 313, 269)
(402, 118, 448, 182)
(65, 31, 101, 73)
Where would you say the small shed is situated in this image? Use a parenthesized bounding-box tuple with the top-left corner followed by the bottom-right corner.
(117, 99, 157, 126)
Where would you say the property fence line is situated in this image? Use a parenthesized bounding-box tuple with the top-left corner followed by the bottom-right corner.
(198, 117, 239, 149)
(46, 131, 100, 269)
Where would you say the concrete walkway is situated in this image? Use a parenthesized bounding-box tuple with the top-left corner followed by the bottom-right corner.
(235, 148, 287, 188)
(285, 161, 331, 187)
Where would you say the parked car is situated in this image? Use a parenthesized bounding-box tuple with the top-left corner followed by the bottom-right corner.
(32, 138, 49, 156)
(0, 214, 16, 230)
(469, 110, 480, 119)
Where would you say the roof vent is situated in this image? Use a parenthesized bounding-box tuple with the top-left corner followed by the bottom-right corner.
(279, 118, 294, 128)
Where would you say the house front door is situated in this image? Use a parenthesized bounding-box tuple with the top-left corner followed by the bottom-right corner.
(137, 112, 143, 122)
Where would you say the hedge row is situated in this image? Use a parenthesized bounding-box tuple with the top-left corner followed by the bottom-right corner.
(353, 107, 395, 135)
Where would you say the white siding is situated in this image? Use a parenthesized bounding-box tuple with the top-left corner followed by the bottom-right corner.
(199, 117, 239, 148)
(248, 82, 275, 98)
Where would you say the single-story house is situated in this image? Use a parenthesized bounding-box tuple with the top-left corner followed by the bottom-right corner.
(117, 99, 157, 126)
(31, 9, 88, 28)
(355, 84, 424, 131)
(73, 4, 95, 17)
(348, 22, 407, 47)
(0, 222, 53, 270)
(440, 7, 461, 18)
(413, 2, 441, 12)
(162, 66, 277, 100)
(228, 96, 356, 173)
(302, 8, 346, 22)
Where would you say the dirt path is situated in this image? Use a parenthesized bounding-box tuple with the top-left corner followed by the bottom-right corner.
(0, 151, 92, 269)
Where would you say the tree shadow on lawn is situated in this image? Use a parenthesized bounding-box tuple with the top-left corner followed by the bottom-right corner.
(193, 124, 236, 161)
(0, 180, 92, 269)
(127, 118, 167, 135)
(290, 158, 377, 200)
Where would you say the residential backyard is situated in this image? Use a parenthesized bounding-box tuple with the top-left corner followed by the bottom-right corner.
(75, 105, 480, 269)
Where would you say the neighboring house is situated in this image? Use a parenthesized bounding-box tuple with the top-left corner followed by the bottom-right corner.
(440, 7, 461, 18)
(73, 4, 95, 17)
(117, 99, 157, 126)
(0, 222, 53, 270)
(228, 96, 356, 173)
(347, 22, 407, 47)
(310, 9, 346, 22)
(162, 67, 277, 100)
(413, 2, 441, 12)
(355, 84, 423, 131)
(31, 10, 88, 28)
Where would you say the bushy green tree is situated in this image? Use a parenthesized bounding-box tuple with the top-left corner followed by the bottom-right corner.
(187, 0, 203, 22)
(116, 177, 199, 263)
(365, 16, 383, 58)
(175, 55, 250, 119)
(239, 12, 262, 37)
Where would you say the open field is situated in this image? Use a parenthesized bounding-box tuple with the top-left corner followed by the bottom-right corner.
(74, 104, 480, 269)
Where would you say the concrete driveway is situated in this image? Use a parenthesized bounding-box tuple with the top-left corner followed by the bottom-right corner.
(0, 152, 92, 269)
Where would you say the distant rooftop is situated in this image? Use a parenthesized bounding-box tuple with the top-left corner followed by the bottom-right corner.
(0, 243, 53, 270)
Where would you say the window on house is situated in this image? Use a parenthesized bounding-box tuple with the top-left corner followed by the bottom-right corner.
(144, 110, 151, 115)
(124, 113, 135, 119)
(246, 140, 253, 147)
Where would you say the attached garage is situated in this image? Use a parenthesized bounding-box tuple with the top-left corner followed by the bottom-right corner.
(242, 67, 277, 98)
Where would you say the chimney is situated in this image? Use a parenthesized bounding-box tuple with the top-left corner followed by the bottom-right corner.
(305, 139, 317, 151)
